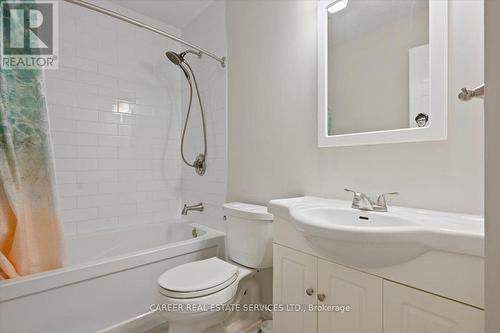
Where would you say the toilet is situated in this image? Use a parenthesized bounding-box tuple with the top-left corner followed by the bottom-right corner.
(157, 202, 274, 333)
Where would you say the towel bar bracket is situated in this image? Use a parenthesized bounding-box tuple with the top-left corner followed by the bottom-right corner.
(458, 84, 484, 101)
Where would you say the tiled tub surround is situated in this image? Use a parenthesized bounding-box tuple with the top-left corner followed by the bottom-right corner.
(180, 1, 228, 231)
(46, 1, 185, 234)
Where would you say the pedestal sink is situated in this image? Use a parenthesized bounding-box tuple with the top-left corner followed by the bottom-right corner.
(269, 197, 484, 268)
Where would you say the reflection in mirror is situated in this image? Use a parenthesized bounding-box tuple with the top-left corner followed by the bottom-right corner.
(327, 0, 429, 136)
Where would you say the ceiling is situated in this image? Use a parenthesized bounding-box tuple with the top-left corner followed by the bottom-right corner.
(110, 0, 214, 29)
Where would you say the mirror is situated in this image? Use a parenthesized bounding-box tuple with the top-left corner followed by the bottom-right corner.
(318, 0, 448, 147)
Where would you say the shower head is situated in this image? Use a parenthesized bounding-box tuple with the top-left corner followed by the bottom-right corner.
(165, 51, 190, 80)
(165, 49, 202, 65)
(165, 51, 184, 65)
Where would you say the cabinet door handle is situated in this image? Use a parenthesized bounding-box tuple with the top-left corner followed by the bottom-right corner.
(317, 293, 326, 302)
(305, 288, 314, 296)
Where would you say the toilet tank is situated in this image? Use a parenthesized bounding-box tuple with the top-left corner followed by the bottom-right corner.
(223, 202, 274, 269)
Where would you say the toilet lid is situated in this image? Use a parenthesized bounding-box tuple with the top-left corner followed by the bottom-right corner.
(158, 257, 239, 297)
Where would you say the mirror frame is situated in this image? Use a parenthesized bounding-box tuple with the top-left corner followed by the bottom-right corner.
(317, 0, 448, 147)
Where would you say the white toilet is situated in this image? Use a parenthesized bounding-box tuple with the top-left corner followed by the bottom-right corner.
(157, 202, 274, 333)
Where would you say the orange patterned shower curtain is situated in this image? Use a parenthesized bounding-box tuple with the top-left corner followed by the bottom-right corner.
(0, 1, 63, 278)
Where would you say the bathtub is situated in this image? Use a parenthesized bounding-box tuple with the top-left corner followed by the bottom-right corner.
(0, 222, 226, 333)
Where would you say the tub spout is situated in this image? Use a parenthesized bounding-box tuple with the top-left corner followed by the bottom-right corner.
(182, 203, 204, 215)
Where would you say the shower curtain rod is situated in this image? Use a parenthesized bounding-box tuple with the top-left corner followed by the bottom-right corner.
(63, 0, 226, 67)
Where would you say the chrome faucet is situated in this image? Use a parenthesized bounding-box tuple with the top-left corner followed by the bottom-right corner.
(344, 189, 399, 212)
(182, 202, 204, 215)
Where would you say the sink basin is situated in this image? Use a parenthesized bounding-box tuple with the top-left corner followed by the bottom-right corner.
(269, 197, 484, 268)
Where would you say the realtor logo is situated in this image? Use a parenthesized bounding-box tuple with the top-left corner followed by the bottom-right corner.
(1, 0, 58, 69)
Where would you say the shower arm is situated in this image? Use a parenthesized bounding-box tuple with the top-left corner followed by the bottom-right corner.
(183, 50, 203, 58)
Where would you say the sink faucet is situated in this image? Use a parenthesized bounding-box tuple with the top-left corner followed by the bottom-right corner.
(344, 189, 399, 212)
(182, 202, 204, 215)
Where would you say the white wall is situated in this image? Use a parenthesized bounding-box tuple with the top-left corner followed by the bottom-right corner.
(485, 0, 500, 331)
(180, 1, 227, 231)
(46, 1, 184, 234)
(227, 0, 484, 215)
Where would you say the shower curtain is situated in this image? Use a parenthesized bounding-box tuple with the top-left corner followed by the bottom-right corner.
(0, 1, 63, 279)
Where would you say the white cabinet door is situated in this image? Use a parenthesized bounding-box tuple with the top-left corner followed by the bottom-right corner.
(317, 259, 383, 333)
(273, 244, 318, 333)
(384, 280, 484, 333)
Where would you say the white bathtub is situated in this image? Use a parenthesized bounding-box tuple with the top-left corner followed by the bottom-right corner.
(0, 222, 225, 333)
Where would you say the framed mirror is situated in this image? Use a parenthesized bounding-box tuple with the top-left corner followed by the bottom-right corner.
(317, 0, 448, 147)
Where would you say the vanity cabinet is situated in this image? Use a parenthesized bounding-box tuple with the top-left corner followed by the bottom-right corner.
(274, 244, 383, 333)
(273, 244, 318, 333)
(317, 258, 383, 333)
(273, 244, 484, 333)
(384, 281, 484, 333)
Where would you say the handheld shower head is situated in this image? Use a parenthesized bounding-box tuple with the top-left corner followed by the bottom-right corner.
(165, 49, 202, 65)
(165, 51, 190, 79)
(165, 51, 184, 65)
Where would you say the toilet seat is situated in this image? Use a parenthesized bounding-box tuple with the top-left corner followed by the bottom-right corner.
(158, 257, 240, 299)
(159, 278, 240, 313)
(157, 257, 254, 313)
(160, 273, 239, 299)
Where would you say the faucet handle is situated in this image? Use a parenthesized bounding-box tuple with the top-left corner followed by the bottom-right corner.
(344, 188, 360, 196)
(345, 189, 362, 208)
(376, 192, 399, 206)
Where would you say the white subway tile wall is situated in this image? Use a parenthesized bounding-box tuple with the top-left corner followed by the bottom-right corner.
(180, 1, 227, 231)
(46, 1, 186, 234)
